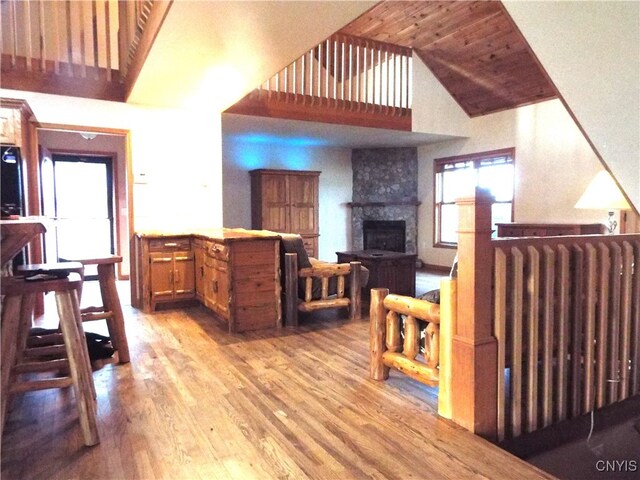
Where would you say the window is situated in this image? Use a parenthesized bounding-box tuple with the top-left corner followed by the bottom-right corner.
(434, 148, 515, 247)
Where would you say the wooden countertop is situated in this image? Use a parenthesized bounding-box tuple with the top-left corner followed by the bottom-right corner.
(135, 228, 281, 242)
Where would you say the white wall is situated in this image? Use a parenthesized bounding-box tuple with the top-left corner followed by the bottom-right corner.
(1, 88, 224, 234)
(504, 1, 640, 212)
(221, 129, 353, 262)
(411, 51, 471, 138)
(418, 99, 612, 267)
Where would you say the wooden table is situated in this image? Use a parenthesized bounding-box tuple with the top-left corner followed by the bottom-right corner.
(336, 249, 417, 298)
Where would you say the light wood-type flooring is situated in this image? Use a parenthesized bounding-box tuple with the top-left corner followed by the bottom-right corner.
(1, 279, 554, 480)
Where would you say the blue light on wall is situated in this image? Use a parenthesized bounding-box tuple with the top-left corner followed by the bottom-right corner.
(229, 133, 329, 148)
(227, 132, 328, 170)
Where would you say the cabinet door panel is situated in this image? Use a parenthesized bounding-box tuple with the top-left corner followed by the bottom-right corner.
(289, 175, 317, 233)
(149, 253, 174, 299)
(194, 246, 205, 299)
(174, 251, 195, 295)
(203, 260, 215, 307)
(262, 175, 289, 231)
(214, 265, 230, 317)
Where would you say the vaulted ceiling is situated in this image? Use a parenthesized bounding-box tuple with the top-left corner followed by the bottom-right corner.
(339, 0, 558, 117)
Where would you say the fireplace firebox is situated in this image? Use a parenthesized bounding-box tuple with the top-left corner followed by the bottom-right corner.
(363, 220, 406, 252)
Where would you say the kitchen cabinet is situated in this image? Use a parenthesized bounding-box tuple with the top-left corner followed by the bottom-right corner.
(132, 230, 281, 333)
(145, 237, 195, 310)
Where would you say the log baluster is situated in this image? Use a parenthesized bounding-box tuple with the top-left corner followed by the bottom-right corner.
(386, 311, 401, 353)
(425, 322, 439, 369)
(619, 242, 634, 399)
(402, 316, 419, 360)
(370, 288, 389, 381)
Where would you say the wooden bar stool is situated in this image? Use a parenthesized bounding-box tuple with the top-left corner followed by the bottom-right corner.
(63, 255, 130, 364)
(1, 273, 100, 446)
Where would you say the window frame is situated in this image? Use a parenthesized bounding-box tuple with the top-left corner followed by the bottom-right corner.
(433, 148, 515, 248)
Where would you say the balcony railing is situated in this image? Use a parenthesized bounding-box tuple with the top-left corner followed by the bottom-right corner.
(258, 33, 412, 114)
(226, 33, 413, 130)
(0, 0, 159, 101)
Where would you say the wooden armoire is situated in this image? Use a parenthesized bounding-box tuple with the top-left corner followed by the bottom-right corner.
(250, 169, 320, 257)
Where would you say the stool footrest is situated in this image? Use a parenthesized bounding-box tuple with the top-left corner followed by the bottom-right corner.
(81, 311, 114, 322)
(10, 377, 73, 394)
(27, 333, 63, 347)
(15, 359, 69, 374)
(24, 345, 67, 358)
(81, 306, 106, 314)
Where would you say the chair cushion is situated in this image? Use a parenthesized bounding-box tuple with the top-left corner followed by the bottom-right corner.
(418, 288, 440, 305)
(279, 234, 312, 269)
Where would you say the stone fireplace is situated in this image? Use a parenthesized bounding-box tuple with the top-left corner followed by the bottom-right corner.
(350, 148, 418, 254)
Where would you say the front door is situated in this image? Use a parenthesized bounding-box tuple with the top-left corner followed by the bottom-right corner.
(43, 153, 115, 278)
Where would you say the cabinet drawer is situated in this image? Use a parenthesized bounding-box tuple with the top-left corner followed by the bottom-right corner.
(149, 237, 190, 251)
(207, 242, 229, 261)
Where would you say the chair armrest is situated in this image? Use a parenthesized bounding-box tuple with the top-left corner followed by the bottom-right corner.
(298, 263, 352, 278)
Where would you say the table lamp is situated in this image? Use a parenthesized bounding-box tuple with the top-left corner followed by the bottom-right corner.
(574, 171, 631, 234)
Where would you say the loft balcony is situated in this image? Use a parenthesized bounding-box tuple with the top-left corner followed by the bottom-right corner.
(226, 34, 413, 131)
(0, 0, 170, 102)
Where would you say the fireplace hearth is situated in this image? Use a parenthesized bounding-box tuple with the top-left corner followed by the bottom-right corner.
(363, 220, 406, 252)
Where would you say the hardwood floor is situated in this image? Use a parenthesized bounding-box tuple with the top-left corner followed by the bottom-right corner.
(2, 286, 553, 479)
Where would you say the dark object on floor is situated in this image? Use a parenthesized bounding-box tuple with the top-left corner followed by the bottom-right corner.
(30, 327, 115, 361)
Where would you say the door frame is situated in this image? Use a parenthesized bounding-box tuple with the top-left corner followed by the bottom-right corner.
(33, 124, 133, 280)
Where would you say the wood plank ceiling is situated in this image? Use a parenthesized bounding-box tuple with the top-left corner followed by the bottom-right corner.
(339, 0, 558, 117)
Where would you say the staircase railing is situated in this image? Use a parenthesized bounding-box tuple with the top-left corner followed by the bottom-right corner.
(493, 233, 640, 441)
(255, 33, 412, 116)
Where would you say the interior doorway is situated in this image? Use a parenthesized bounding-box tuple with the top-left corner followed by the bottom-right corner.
(41, 153, 115, 278)
(36, 127, 132, 280)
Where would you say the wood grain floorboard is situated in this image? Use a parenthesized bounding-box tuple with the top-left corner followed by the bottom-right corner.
(1, 303, 554, 479)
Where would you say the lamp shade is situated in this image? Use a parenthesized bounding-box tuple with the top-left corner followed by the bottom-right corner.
(574, 171, 631, 210)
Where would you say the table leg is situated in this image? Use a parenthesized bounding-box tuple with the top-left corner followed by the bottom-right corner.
(1, 295, 22, 439)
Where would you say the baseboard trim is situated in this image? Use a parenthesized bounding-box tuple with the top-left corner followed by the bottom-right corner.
(420, 263, 451, 274)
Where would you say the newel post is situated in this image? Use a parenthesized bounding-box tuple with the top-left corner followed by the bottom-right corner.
(450, 187, 498, 440)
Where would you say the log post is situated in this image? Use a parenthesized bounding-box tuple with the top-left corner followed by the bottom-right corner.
(349, 261, 362, 319)
(284, 253, 299, 327)
(437, 278, 456, 420)
(370, 287, 389, 380)
(451, 187, 498, 440)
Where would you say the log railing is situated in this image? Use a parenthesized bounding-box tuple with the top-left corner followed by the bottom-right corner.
(370, 281, 456, 418)
(493, 233, 640, 441)
(0, 0, 155, 95)
(256, 34, 412, 116)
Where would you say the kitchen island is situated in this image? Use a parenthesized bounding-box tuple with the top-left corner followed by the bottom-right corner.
(131, 228, 281, 333)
